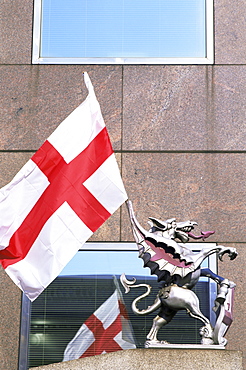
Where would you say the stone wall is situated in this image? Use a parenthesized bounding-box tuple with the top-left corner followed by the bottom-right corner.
(30, 349, 243, 370)
(0, 1, 246, 369)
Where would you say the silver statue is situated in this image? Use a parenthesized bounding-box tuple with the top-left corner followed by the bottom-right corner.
(121, 201, 237, 347)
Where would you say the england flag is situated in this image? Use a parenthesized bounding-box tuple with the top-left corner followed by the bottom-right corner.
(0, 73, 127, 301)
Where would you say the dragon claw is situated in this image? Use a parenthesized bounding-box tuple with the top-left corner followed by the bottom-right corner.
(229, 251, 238, 260)
(218, 248, 238, 262)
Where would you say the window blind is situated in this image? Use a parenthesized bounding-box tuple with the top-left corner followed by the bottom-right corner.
(29, 275, 210, 367)
(40, 0, 206, 59)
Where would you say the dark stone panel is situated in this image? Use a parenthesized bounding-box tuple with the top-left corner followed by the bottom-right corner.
(0, 65, 122, 151)
(215, 0, 246, 64)
(0, 0, 33, 64)
(212, 66, 246, 150)
(0, 152, 33, 187)
(122, 65, 246, 151)
(121, 152, 246, 243)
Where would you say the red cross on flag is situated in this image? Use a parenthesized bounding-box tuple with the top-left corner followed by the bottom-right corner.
(0, 73, 128, 301)
(63, 289, 136, 361)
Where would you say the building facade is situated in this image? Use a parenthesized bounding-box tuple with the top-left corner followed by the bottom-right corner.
(0, 0, 245, 369)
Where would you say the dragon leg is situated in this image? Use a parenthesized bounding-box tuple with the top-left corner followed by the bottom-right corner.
(147, 307, 176, 342)
(200, 268, 236, 306)
(147, 316, 167, 342)
(200, 268, 224, 284)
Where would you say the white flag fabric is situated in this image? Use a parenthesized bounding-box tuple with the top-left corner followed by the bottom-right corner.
(0, 73, 127, 301)
(63, 289, 136, 361)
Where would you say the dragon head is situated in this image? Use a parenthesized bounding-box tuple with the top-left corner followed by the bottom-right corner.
(148, 217, 198, 243)
(175, 220, 198, 243)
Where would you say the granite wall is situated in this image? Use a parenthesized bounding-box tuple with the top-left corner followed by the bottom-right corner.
(0, 1, 245, 369)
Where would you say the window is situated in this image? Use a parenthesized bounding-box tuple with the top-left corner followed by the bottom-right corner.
(32, 0, 214, 64)
(19, 242, 217, 369)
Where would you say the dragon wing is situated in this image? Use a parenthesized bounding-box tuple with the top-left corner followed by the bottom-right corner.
(127, 201, 198, 281)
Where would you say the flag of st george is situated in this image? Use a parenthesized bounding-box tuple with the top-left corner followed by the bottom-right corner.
(0, 73, 128, 301)
(63, 289, 136, 361)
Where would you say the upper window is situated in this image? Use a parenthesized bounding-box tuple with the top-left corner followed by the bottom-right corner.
(32, 0, 214, 64)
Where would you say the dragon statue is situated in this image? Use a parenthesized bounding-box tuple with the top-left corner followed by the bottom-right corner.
(121, 201, 237, 347)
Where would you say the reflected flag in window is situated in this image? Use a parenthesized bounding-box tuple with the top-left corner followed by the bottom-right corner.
(63, 289, 136, 361)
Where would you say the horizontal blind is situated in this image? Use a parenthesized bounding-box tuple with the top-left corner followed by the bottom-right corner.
(29, 275, 210, 367)
(40, 0, 206, 59)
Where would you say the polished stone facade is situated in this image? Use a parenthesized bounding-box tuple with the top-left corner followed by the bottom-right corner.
(0, 1, 245, 369)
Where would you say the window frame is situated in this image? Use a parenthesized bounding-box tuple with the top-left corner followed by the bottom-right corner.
(32, 0, 214, 65)
(18, 241, 217, 369)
